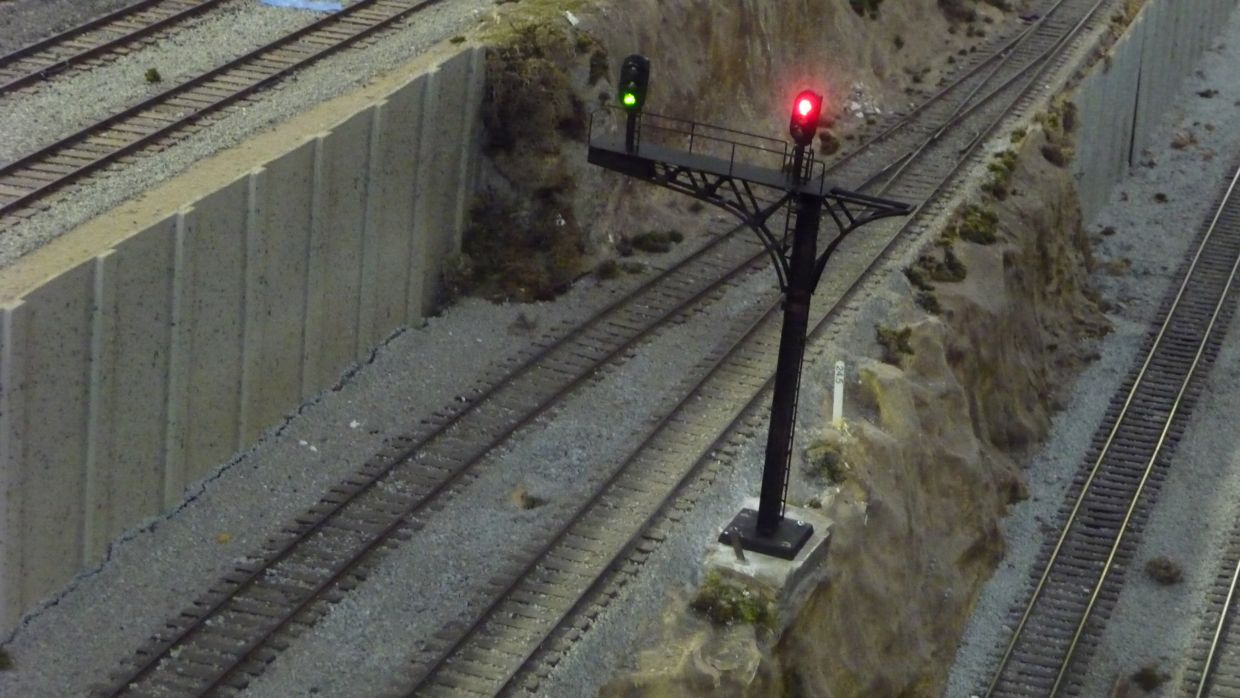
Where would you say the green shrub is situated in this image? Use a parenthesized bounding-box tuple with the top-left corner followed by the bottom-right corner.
(595, 259, 621, 280)
(691, 571, 776, 627)
(629, 230, 684, 253)
(849, 0, 883, 18)
(904, 265, 933, 291)
(1131, 665, 1169, 691)
(916, 291, 942, 314)
(144, 68, 161, 83)
(938, 0, 977, 22)
(805, 441, 850, 483)
(957, 204, 999, 244)
(876, 325, 914, 364)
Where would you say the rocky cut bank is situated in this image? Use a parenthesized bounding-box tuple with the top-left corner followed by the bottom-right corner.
(461, 0, 1113, 695)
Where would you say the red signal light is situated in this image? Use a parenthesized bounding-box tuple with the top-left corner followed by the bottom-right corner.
(789, 90, 823, 146)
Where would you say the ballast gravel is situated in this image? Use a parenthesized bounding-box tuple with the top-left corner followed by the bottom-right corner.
(0, 0, 494, 269)
(946, 8, 1240, 696)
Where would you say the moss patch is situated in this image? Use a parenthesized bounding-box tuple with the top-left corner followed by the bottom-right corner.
(0, 647, 11, 671)
(1144, 556, 1183, 585)
(1131, 664, 1169, 691)
(627, 230, 684, 254)
(910, 247, 968, 284)
(849, 0, 883, 18)
(458, 192, 585, 302)
(876, 325, 914, 365)
(805, 440, 851, 483)
(955, 204, 1000, 244)
(691, 571, 776, 627)
(982, 149, 1018, 199)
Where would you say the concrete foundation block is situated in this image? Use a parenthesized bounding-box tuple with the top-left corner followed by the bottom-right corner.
(705, 498, 833, 634)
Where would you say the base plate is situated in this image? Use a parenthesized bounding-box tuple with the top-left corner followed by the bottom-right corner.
(717, 508, 814, 561)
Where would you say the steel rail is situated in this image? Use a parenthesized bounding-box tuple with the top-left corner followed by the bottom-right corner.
(100, 0, 1108, 692)
(1051, 162, 1240, 695)
(0, 0, 231, 95)
(403, 285, 779, 695)
(1195, 525, 1240, 697)
(986, 156, 1240, 698)
(0, 0, 447, 221)
(405, 0, 1115, 690)
(99, 223, 768, 697)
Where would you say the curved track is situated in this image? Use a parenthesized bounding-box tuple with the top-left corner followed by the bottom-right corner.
(984, 163, 1240, 696)
(0, 0, 443, 223)
(94, 0, 1115, 694)
(0, 0, 231, 95)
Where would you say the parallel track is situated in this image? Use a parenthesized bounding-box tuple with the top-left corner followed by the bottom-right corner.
(0, 0, 442, 223)
(0, 0, 231, 95)
(984, 163, 1240, 695)
(1186, 508, 1240, 697)
(95, 0, 1115, 694)
(400, 0, 1117, 693)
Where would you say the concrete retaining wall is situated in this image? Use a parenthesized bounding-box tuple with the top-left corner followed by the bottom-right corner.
(1074, 0, 1237, 224)
(0, 46, 484, 634)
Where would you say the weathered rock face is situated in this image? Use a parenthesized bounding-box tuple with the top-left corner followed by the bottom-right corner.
(599, 117, 1107, 695)
(467, 2, 1109, 695)
(463, 0, 1004, 301)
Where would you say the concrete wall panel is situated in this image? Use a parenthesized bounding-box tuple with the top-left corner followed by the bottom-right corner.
(0, 302, 24, 633)
(412, 50, 477, 316)
(86, 219, 177, 560)
(242, 142, 315, 443)
(180, 178, 249, 485)
(368, 84, 422, 337)
(309, 109, 371, 387)
(13, 261, 94, 613)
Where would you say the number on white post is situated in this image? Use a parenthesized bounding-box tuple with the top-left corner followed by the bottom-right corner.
(832, 361, 845, 427)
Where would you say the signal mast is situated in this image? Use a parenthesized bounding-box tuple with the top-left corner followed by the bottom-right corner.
(588, 56, 913, 559)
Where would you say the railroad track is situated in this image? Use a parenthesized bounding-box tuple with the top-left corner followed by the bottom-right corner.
(983, 162, 1240, 695)
(1185, 507, 1240, 697)
(0, 0, 232, 95)
(397, 1, 1120, 694)
(93, 0, 1116, 694)
(0, 0, 443, 224)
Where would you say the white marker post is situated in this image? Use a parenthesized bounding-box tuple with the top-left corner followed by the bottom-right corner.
(832, 361, 845, 427)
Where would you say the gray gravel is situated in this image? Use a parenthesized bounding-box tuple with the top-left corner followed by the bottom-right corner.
(0, 0, 495, 269)
(0, 205, 759, 696)
(945, 9, 1240, 696)
(0, 0, 140, 55)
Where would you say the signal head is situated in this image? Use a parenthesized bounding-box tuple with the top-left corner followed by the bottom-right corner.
(618, 54, 651, 113)
(789, 89, 824, 146)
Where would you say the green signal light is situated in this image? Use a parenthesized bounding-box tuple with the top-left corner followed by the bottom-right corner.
(622, 92, 637, 107)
